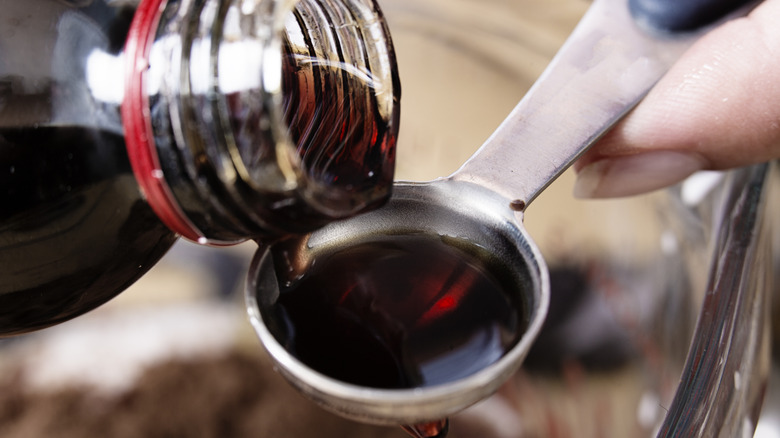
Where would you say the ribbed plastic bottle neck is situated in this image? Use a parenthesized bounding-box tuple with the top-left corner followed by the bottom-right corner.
(122, 0, 400, 244)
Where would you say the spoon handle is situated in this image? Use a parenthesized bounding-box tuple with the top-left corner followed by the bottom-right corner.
(450, 0, 759, 209)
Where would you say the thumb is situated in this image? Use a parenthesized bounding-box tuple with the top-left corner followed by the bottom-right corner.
(574, 0, 780, 198)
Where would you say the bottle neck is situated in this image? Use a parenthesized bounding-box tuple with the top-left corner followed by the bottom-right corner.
(122, 0, 400, 244)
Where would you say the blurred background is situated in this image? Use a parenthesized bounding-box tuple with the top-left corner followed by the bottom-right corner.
(1, 0, 778, 436)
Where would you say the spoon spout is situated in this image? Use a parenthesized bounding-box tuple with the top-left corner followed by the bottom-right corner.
(450, 0, 757, 209)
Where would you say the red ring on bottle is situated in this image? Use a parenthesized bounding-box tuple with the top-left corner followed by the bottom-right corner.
(122, 0, 202, 242)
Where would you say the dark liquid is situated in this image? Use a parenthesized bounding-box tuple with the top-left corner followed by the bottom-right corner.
(262, 234, 526, 389)
(0, 0, 176, 335)
(280, 4, 398, 210)
(0, 126, 175, 335)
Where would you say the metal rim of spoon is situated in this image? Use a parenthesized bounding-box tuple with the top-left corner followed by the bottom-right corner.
(245, 0, 762, 426)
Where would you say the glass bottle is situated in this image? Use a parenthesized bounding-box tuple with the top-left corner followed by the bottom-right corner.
(0, 0, 399, 335)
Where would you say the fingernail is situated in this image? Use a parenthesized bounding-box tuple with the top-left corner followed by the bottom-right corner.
(573, 151, 706, 199)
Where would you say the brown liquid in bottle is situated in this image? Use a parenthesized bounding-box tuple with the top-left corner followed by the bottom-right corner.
(1, 0, 399, 334)
(278, 5, 398, 215)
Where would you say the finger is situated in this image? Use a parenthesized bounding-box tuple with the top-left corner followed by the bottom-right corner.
(574, 0, 780, 198)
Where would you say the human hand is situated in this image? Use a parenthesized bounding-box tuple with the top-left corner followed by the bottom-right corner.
(573, 0, 780, 198)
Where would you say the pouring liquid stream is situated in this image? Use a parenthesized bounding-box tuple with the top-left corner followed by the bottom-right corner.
(402, 419, 450, 438)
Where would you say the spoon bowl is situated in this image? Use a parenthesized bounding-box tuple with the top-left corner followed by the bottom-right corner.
(246, 180, 547, 424)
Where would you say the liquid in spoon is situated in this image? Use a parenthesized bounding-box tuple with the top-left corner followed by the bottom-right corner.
(261, 233, 527, 389)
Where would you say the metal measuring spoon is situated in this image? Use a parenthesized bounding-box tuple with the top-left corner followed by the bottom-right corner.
(246, 0, 760, 428)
